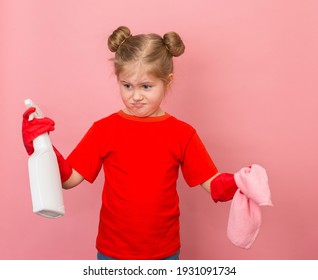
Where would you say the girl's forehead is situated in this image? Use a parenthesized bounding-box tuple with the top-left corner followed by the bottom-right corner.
(118, 64, 157, 83)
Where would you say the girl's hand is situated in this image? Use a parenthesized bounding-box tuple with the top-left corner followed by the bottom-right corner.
(22, 107, 55, 155)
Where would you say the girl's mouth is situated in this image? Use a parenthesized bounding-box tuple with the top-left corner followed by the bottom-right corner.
(132, 103, 145, 108)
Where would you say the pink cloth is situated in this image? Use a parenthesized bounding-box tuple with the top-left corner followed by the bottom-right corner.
(227, 164, 272, 249)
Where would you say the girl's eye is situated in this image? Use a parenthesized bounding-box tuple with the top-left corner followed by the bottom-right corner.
(123, 83, 132, 89)
(142, 84, 152, 89)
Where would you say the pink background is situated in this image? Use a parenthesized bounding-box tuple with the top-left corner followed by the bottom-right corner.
(1, 0, 318, 259)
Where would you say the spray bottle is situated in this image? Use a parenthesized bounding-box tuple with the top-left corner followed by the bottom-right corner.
(25, 99, 65, 218)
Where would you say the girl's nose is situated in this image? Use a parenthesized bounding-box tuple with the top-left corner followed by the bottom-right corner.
(132, 90, 144, 101)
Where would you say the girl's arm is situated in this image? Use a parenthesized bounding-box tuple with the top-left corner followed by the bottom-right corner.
(62, 168, 84, 189)
(201, 173, 220, 192)
(53, 146, 84, 189)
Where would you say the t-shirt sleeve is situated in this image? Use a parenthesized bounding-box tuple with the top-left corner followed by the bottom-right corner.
(181, 132, 218, 187)
(66, 124, 103, 183)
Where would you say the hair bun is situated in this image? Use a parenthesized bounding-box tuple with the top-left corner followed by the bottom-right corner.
(108, 26, 131, 52)
(163, 32, 185, 57)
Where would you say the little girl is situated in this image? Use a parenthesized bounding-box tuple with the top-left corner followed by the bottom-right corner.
(22, 26, 239, 260)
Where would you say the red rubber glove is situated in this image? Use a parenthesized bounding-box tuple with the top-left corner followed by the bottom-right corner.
(53, 146, 73, 183)
(22, 107, 72, 183)
(210, 173, 238, 203)
(22, 107, 55, 155)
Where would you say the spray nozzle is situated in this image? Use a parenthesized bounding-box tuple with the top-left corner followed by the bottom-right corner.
(24, 99, 44, 120)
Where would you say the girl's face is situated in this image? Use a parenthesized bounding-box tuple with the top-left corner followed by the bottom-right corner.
(118, 65, 171, 118)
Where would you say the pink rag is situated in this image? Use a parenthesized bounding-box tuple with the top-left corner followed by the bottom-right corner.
(227, 164, 272, 249)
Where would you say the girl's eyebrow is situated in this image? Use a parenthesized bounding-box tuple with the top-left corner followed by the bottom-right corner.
(120, 80, 154, 85)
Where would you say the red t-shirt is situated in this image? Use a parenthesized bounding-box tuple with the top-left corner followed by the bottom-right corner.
(67, 111, 218, 259)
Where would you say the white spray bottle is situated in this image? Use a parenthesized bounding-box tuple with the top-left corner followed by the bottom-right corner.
(25, 99, 65, 218)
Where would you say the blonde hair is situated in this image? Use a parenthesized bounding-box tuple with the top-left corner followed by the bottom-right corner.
(108, 26, 185, 84)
